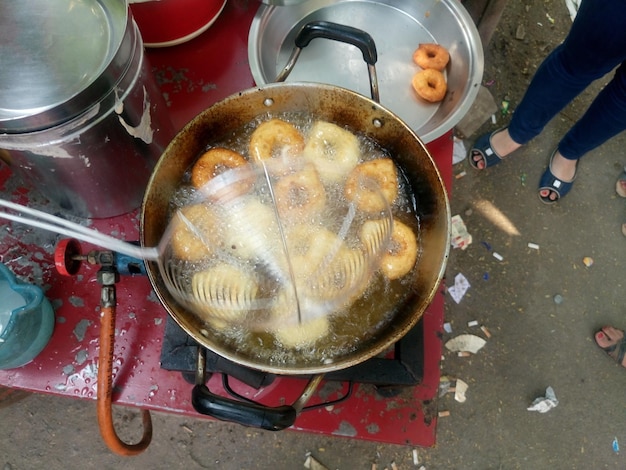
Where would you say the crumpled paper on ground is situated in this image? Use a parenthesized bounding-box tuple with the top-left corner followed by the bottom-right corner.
(453, 137, 467, 164)
(527, 386, 559, 413)
(448, 273, 470, 303)
(304, 454, 328, 470)
(451, 215, 472, 250)
(454, 379, 469, 403)
(445, 334, 486, 354)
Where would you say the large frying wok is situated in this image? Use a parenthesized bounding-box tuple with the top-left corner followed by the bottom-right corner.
(140, 22, 450, 429)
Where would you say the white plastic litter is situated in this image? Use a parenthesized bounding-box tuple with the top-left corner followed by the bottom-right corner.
(451, 215, 472, 250)
(412, 449, 420, 465)
(439, 376, 453, 396)
(304, 453, 328, 470)
(448, 273, 470, 304)
(527, 386, 559, 413)
(454, 379, 469, 403)
(445, 334, 486, 354)
(453, 137, 467, 164)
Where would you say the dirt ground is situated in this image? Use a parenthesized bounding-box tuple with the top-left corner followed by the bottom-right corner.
(2, 1, 625, 469)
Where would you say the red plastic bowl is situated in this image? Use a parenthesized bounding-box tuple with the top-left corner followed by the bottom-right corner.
(130, 0, 227, 48)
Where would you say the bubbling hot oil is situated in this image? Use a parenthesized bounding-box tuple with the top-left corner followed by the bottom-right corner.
(168, 112, 421, 367)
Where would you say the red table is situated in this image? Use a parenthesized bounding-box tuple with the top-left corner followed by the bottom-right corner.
(0, 0, 452, 447)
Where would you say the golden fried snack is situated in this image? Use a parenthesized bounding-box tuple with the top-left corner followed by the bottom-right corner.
(411, 69, 447, 103)
(272, 313, 331, 349)
(280, 225, 369, 312)
(169, 203, 218, 262)
(191, 148, 248, 188)
(412, 43, 450, 71)
(192, 264, 260, 323)
(274, 164, 326, 220)
(249, 118, 305, 162)
(380, 219, 418, 280)
(344, 158, 398, 212)
(303, 120, 361, 183)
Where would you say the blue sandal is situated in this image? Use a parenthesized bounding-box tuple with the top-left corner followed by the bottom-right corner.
(538, 150, 577, 204)
(468, 128, 506, 170)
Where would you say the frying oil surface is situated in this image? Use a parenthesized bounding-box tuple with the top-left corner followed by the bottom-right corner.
(168, 112, 421, 367)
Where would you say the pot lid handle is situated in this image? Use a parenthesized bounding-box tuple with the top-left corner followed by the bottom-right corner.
(295, 21, 377, 65)
(275, 21, 381, 102)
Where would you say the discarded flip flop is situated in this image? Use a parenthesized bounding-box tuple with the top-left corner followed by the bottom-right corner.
(616, 165, 626, 198)
(538, 150, 577, 204)
(594, 326, 626, 367)
(468, 128, 507, 170)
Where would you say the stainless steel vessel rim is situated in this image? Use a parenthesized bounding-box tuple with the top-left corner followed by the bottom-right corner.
(0, 0, 129, 133)
(140, 81, 451, 375)
(247, 0, 484, 143)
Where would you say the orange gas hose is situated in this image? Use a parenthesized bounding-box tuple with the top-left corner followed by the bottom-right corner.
(97, 288, 152, 456)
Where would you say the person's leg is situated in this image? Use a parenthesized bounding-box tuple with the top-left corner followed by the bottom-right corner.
(510, 0, 626, 145)
(471, 0, 626, 169)
(539, 63, 626, 201)
(559, 65, 626, 160)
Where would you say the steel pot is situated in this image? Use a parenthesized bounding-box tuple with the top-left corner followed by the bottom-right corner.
(0, 0, 174, 218)
(140, 22, 450, 428)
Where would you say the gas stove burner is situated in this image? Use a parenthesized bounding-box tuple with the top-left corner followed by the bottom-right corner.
(159, 315, 425, 389)
(159, 315, 273, 389)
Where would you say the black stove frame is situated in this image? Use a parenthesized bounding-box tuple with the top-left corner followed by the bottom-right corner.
(160, 316, 424, 389)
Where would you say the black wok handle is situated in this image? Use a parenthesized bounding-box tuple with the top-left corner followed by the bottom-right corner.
(192, 384, 297, 430)
(295, 21, 378, 65)
(275, 20, 380, 102)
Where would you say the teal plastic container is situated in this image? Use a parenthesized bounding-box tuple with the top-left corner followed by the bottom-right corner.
(0, 263, 55, 369)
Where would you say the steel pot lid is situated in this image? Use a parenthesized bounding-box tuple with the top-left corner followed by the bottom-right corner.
(0, 0, 129, 133)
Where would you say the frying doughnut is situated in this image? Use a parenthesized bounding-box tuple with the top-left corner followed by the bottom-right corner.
(344, 158, 398, 212)
(285, 224, 345, 277)
(412, 69, 447, 103)
(220, 198, 286, 277)
(170, 203, 218, 262)
(274, 164, 326, 220)
(191, 264, 261, 323)
(413, 43, 450, 71)
(191, 148, 248, 189)
(379, 219, 418, 280)
(309, 246, 370, 308)
(359, 217, 394, 259)
(282, 224, 368, 312)
(190, 147, 254, 203)
(303, 121, 360, 183)
(249, 118, 305, 162)
(272, 313, 330, 349)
